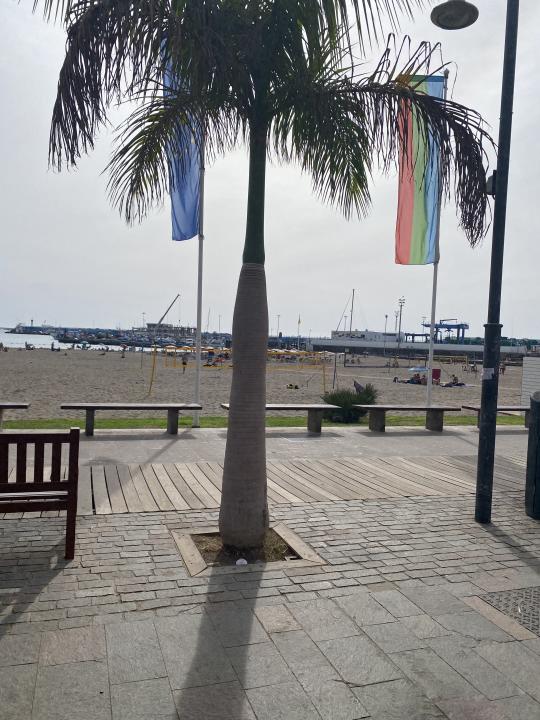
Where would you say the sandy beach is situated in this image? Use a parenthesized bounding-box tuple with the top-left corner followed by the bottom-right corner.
(0, 347, 525, 419)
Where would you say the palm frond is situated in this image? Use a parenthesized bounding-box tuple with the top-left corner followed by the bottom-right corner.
(44, 0, 426, 168)
(272, 38, 493, 244)
(106, 90, 243, 222)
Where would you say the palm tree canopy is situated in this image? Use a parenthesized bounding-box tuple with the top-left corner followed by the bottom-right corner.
(40, 0, 492, 243)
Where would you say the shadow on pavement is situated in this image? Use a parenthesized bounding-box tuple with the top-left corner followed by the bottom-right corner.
(160, 560, 262, 719)
(0, 532, 68, 642)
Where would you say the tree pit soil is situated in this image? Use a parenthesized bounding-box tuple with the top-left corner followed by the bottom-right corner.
(192, 529, 299, 566)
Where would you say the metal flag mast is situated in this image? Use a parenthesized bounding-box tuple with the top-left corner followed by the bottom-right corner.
(426, 69, 449, 406)
(192, 132, 205, 428)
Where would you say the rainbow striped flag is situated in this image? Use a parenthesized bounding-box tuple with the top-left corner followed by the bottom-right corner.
(395, 76, 445, 265)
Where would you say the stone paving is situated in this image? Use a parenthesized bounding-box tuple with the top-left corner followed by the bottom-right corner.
(1, 480, 540, 719)
(75, 425, 528, 466)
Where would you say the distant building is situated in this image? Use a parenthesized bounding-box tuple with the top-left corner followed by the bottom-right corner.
(331, 329, 403, 342)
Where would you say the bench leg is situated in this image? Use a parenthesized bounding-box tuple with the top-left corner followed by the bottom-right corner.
(369, 409, 386, 432)
(525, 410, 530, 429)
(426, 409, 444, 432)
(167, 409, 179, 435)
(85, 410, 95, 436)
(65, 498, 77, 560)
(307, 410, 323, 434)
(0, 409, 3, 431)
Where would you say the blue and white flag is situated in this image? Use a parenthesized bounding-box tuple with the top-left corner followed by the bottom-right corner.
(163, 66, 200, 241)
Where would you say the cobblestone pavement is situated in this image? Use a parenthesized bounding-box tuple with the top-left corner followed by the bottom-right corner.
(1, 489, 539, 719)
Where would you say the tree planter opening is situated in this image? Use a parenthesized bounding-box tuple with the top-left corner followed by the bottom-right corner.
(193, 528, 297, 565)
(171, 523, 326, 577)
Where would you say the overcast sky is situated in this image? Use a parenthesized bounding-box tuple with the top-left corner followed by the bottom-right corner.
(1, 1, 538, 339)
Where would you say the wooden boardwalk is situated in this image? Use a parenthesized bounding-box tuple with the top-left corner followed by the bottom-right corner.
(0, 454, 526, 518)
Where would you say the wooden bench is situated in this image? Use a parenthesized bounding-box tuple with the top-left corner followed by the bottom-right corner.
(462, 404, 530, 428)
(354, 405, 461, 433)
(0, 403, 29, 430)
(60, 403, 202, 436)
(220, 403, 339, 434)
(0, 428, 80, 559)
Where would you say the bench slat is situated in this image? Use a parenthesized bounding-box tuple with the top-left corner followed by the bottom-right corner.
(0, 500, 67, 513)
(34, 441, 45, 483)
(0, 482, 69, 494)
(220, 403, 338, 411)
(354, 405, 461, 411)
(0, 444, 8, 483)
(16, 443, 27, 484)
(51, 442, 62, 482)
(462, 404, 528, 411)
(61, 403, 202, 410)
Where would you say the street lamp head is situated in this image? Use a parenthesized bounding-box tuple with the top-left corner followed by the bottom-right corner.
(431, 1, 479, 30)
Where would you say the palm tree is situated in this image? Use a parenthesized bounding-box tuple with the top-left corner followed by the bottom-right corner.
(38, 0, 491, 548)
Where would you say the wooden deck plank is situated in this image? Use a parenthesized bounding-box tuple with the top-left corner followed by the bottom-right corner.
(335, 458, 411, 497)
(267, 461, 338, 502)
(409, 456, 484, 487)
(77, 465, 94, 515)
(104, 465, 128, 514)
(209, 461, 293, 503)
(77, 449, 525, 516)
(129, 465, 159, 512)
(412, 456, 476, 482)
(330, 458, 400, 498)
(381, 457, 472, 494)
(185, 463, 222, 503)
(294, 458, 368, 499)
(265, 465, 315, 502)
(291, 459, 368, 500)
(196, 462, 223, 491)
(311, 458, 392, 499)
(174, 463, 219, 508)
(197, 459, 292, 505)
(270, 460, 341, 501)
(280, 460, 350, 500)
(91, 465, 111, 515)
(438, 455, 519, 491)
(151, 464, 190, 511)
(351, 457, 444, 497)
(162, 463, 204, 510)
(382, 458, 459, 495)
(140, 464, 174, 511)
(117, 465, 144, 513)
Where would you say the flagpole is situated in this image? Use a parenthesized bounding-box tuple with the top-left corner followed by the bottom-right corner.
(426, 69, 449, 407)
(192, 131, 205, 428)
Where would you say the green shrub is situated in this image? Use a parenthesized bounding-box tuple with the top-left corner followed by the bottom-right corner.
(322, 383, 379, 423)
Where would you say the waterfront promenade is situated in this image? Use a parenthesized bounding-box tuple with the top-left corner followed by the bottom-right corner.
(1, 427, 539, 719)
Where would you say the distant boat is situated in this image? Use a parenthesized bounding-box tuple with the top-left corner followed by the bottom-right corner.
(8, 324, 49, 335)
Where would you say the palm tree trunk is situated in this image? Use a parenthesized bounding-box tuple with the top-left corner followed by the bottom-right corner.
(219, 122, 269, 548)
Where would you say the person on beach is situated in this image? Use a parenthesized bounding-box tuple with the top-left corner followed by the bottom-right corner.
(182, 354, 188, 374)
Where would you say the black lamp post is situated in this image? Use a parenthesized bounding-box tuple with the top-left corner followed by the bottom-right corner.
(431, 0, 520, 523)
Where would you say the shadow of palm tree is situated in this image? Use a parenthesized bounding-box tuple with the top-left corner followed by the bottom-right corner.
(156, 560, 265, 719)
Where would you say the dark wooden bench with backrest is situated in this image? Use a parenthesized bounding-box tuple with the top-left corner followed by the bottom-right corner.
(0, 428, 80, 559)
